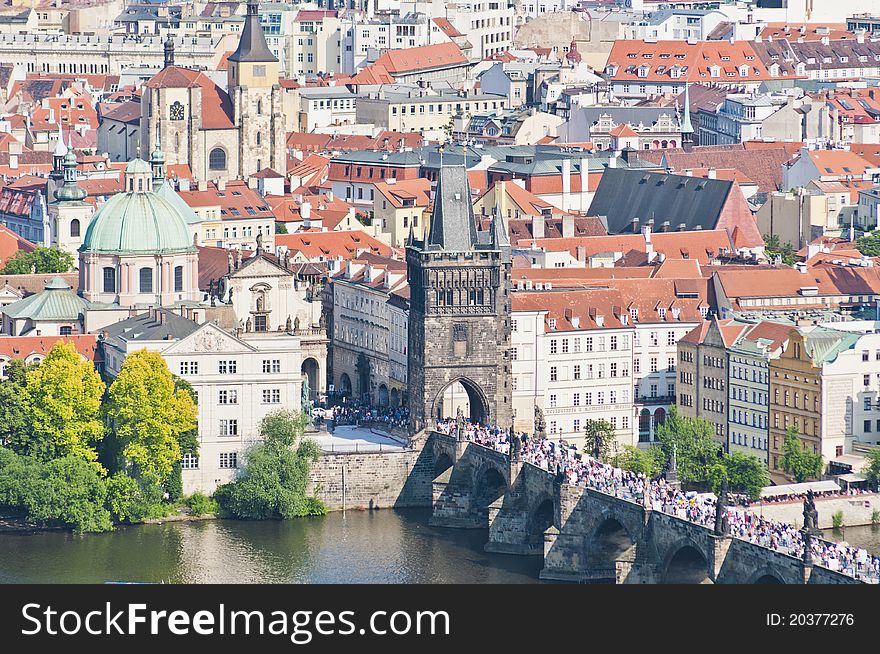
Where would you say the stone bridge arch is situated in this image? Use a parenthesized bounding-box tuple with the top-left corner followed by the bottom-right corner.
(472, 461, 509, 514)
(661, 538, 712, 584)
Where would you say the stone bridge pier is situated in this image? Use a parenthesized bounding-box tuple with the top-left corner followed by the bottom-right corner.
(484, 462, 556, 555)
(429, 433, 512, 529)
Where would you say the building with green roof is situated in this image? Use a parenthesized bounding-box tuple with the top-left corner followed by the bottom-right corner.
(1, 276, 89, 336)
(79, 145, 200, 308)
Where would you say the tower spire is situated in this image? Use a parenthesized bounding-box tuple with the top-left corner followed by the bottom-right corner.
(53, 136, 86, 203)
(151, 122, 165, 185)
(681, 83, 694, 148)
(227, 1, 278, 64)
(164, 34, 175, 68)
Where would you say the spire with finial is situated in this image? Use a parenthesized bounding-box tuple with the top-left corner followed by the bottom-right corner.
(52, 122, 67, 174)
(150, 122, 165, 185)
(54, 130, 86, 203)
(164, 34, 175, 68)
(227, 0, 277, 64)
(680, 83, 694, 146)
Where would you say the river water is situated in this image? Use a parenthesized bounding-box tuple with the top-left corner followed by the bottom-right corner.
(0, 509, 542, 584)
(1, 509, 876, 584)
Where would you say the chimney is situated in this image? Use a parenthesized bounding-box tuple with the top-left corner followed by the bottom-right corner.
(532, 212, 545, 239)
(217, 178, 226, 192)
(561, 158, 571, 211)
(607, 155, 616, 169)
(576, 245, 586, 263)
(579, 158, 588, 205)
(301, 200, 311, 222)
(562, 213, 574, 239)
(631, 216, 640, 233)
(198, 179, 208, 192)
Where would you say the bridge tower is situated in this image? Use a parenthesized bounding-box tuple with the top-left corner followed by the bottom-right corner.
(406, 164, 512, 433)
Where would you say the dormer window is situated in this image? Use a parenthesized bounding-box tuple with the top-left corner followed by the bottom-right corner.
(630, 307, 638, 321)
(658, 307, 667, 319)
(710, 65, 720, 77)
(548, 318, 557, 330)
(699, 306, 708, 318)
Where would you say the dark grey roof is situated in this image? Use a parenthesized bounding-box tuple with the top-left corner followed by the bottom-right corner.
(102, 309, 199, 342)
(587, 168, 734, 234)
(227, 1, 277, 64)
(426, 166, 479, 252)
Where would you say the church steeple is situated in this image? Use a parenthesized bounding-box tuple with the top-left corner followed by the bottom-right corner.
(227, 1, 279, 89)
(151, 124, 165, 185)
(680, 83, 694, 149)
(53, 131, 86, 203)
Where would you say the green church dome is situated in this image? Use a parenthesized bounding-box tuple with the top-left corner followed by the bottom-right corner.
(80, 190, 195, 254)
(125, 158, 152, 174)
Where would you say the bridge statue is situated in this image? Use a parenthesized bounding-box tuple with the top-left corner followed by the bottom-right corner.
(803, 490, 819, 531)
(666, 443, 680, 489)
(510, 419, 521, 463)
(455, 406, 465, 441)
(534, 405, 546, 439)
(713, 477, 729, 536)
(301, 376, 312, 427)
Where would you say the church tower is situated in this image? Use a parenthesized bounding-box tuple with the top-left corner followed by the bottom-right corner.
(46, 131, 91, 263)
(227, 0, 286, 178)
(406, 164, 512, 434)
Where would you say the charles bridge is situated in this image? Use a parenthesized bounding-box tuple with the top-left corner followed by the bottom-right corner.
(426, 432, 863, 584)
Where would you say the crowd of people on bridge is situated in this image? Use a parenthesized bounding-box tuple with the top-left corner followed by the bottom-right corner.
(313, 401, 409, 432)
(433, 417, 880, 583)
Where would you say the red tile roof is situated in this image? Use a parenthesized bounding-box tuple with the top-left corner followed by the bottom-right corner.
(276, 230, 393, 261)
(607, 40, 774, 84)
(373, 42, 467, 74)
(0, 335, 99, 363)
(144, 66, 233, 129)
(0, 224, 35, 267)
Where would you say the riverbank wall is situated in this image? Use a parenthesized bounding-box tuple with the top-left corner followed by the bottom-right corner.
(307, 448, 435, 511)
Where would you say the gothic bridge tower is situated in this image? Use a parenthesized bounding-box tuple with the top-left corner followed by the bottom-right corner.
(406, 165, 512, 433)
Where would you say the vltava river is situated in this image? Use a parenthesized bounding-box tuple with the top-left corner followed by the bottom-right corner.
(0, 509, 542, 584)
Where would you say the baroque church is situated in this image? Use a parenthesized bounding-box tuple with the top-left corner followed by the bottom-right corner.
(140, 0, 286, 181)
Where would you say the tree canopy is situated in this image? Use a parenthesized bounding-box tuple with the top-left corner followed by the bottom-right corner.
(863, 449, 880, 491)
(655, 407, 723, 484)
(17, 341, 105, 470)
(582, 419, 618, 463)
(763, 234, 797, 266)
(709, 451, 769, 500)
(780, 427, 823, 482)
(106, 350, 197, 484)
(856, 230, 880, 258)
(0, 247, 75, 275)
(615, 445, 665, 478)
(215, 410, 325, 519)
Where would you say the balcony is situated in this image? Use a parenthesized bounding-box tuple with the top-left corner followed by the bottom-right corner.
(636, 394, 675, 406)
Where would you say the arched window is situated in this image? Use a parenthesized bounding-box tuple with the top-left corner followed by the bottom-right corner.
(102, 267, 116, 293)
(257, 99, 262, 115)
(139, 267, 153, 293)
(70, 218, 80, 237)
(209, 148, 226, 170)
(174, 265, 183, 292)
(256, 131, 262, 146)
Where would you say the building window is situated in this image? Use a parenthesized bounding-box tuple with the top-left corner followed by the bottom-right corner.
(181, 453, 198, 469)
(262, 359, 281, 373)
(550, 366, 557, 382)
(139, 267, 153, 293)
(218, 389, 238, 405)
(209, 148, 227, 170)
(573, 365, 580, 380)
(262, 389, 281, 404)
(174, 266, 184, 292)
(179, 361, 198, 375)
(550, 340, 557, 354)
(549, 394, 556, 408)
(102, 267, 116, 293)
(70, 219, 80, 237)
(218, 360, 237, 374)
(219, 452, 238, 469)
(220, 419, 238, 437)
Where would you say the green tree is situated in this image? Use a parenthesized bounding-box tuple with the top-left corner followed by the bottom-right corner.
(105, 350, 197, 485)
(615, 444, 665, 478)
(863, 449, 880, 491)
(780, 427, 824, 482)
(763, 234, 797, 265)
(0, 449, 112, 532)
(214, 410, 325, 519)
(0, 378, 27, 447)
(655, 406, 722, 484)
(582, 419, 618, 463)
(0, 246, 74, 275)
(708, 451, 769, 500)
(18, 341, 105, 469)
(275, 223, 288, 234)
(856, 230, 880, 257)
